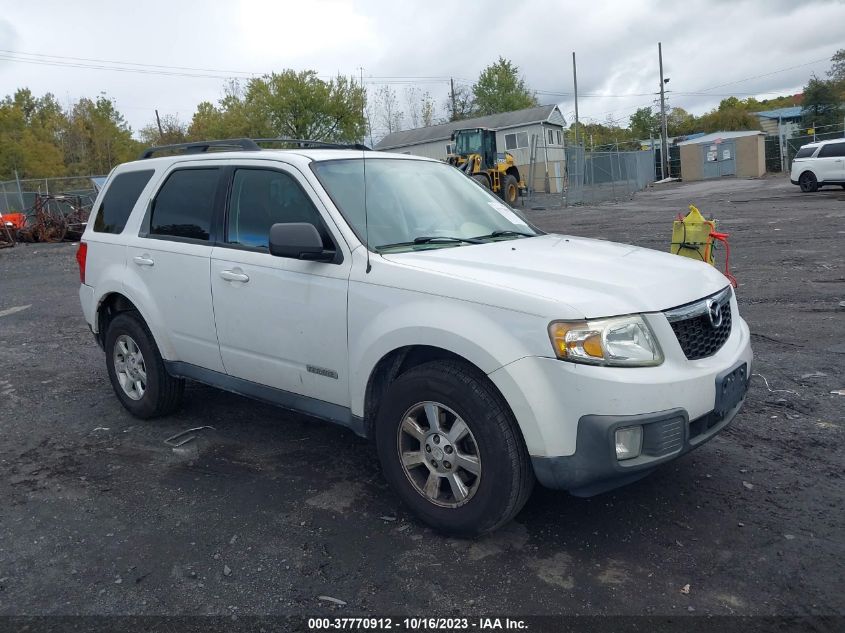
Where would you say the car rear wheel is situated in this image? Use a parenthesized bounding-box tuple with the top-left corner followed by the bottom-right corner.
(798, 171, 818, 193)
(375, 360, 534, 536)
(105, 313, 184, 419)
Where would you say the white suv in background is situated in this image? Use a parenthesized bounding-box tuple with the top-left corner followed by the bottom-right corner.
(77, 138, 752, 536)
(790, 138, 845, 192)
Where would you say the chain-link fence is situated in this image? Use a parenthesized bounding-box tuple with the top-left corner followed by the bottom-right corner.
(560, 146, 655, 206)
(0, 175, 105, 215)
(763, 121, 845, 173)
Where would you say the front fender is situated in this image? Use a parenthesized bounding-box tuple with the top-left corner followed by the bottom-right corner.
(347, 281, 550, 419)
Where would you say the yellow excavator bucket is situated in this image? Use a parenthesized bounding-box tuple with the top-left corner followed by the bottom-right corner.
(670, 204, 717, 265)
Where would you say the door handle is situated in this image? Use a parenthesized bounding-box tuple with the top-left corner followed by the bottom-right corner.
(220, 269, 249, 283)
(133, 255, 154, 267)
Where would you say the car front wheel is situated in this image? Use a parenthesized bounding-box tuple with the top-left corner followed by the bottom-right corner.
(375, 360, 534, 536)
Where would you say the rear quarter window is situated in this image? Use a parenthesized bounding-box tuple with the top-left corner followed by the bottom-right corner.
(93, 170, 155, 234)
(818, 142, 845, 158)
(794, 147, 816, 159)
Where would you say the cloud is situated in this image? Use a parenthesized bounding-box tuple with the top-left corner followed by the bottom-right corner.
(0, 0, 841, 134)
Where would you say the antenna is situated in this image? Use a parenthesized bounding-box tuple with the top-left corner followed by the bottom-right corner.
(360, 65, 371, 274)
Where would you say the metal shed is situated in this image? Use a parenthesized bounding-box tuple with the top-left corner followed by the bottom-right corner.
(678, 130, 766, 181)
(375, 105, 567, 193)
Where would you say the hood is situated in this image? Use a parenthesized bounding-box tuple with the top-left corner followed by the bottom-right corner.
(380, 234, 730, 319)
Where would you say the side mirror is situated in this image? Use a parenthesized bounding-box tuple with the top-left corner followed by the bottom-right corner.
(269, 223, 333, 262)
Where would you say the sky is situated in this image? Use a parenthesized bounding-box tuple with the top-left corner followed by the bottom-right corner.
(1, 0, 843, 138)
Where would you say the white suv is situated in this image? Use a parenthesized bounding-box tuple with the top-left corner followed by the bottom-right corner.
(790, 138, 845, 192)
(77, 138, 753, 536)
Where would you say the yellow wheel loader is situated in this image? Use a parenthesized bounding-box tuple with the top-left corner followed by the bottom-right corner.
(447, 128, 526, 205)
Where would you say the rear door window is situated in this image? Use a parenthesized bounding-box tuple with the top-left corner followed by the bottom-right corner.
(149, 168, 219, 241)
(818, 142, 845, 158)
(93, 170, 154, 234)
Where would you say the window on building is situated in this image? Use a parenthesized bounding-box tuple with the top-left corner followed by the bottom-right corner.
(818, 142, 845, 158)
(548, 129, 554, 145)
(150, 168, 219, 241)
(445, 144, 452, 155)
(226, 169, 332, 250)
(505, 132, 529, 150)
(93, 170, 154, 234)
(556, 130, 562, 145)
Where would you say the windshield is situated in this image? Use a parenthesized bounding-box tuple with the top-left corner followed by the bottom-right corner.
(454, 130, 482, 155)
(311, 158, 540, 252)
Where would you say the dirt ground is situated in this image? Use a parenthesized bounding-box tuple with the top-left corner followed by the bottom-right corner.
(0, 174, 842, 620)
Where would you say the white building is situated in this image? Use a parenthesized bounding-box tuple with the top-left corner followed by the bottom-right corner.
(375, 105, 567, 193)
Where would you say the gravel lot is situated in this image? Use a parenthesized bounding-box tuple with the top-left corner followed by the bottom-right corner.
(0, 175, 842, 620)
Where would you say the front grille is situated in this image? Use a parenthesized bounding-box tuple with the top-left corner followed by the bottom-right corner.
(664, 287, 733, 360)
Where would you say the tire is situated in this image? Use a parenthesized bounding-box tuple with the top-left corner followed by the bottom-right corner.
(499, 174, 519, 205)
(104, 312, 184, 419)
(375, 360, 534, 537)
(798, 171, 818, 193)
(472, 174, 490, 189)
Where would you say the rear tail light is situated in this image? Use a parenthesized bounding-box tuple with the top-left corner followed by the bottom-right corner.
(75, 242, 88, 284)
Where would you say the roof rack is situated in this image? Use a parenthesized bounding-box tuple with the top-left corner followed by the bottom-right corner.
(253, 138, 371, 151)
(138, 137, 371, 159)
(139, 138, 260, 159)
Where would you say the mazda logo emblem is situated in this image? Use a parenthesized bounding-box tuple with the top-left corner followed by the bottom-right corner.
(707, 299, 723, 328)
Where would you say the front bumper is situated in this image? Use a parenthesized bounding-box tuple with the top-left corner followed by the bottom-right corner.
(487, 300, 753, 495)
(532, 392, 745, 496)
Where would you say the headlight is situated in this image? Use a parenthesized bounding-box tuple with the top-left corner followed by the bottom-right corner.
(548, 315, 663, 367)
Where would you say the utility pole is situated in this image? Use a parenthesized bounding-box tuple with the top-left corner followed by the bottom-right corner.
(450, 78, 457, 121)
(572, 52, 580, 147)
(155, 109, 164, 141)
(658, 42, 669, 180)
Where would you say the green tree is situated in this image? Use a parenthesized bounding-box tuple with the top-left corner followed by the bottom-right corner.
(244, 71, 365, 141)
(801, 75, 842, 127)
(666, 107, 696, 136)
(64, 95, 140, 174)
(0, 89, 67, 179)
(472, 57, 538, 116)
(629, 107, 659, 139)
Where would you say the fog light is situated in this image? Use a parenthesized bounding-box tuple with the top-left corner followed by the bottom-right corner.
(615, 426, 643, 460)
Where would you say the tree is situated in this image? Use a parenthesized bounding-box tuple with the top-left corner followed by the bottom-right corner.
(629, 107, 659, 139)
(666, 107, 696, 136)
(64, 95, 139, 174)
(139, 113, 188, 146)
(472, 57, 538, 116)
(801, 75, 842, 128)
(373, 85, 403, 136)
(828, 48, 845, 83)
(0, 89, 67, 179)
(445, 84, 475, 122)
(245, 71, 365, 141)
(420, 91, 436, 127)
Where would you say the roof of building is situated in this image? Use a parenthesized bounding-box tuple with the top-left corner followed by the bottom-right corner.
(754, 106, 803, 120)
(375, 104, 566, 150)
(677, 130, 765, 146)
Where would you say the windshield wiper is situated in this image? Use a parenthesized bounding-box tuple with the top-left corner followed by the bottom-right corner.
(376, 236, 483, 251)
(473, 229, 537, 240)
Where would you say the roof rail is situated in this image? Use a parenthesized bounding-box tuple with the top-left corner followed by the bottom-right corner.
(138, 138, 260, 159)
(252, 138, 371, 151)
